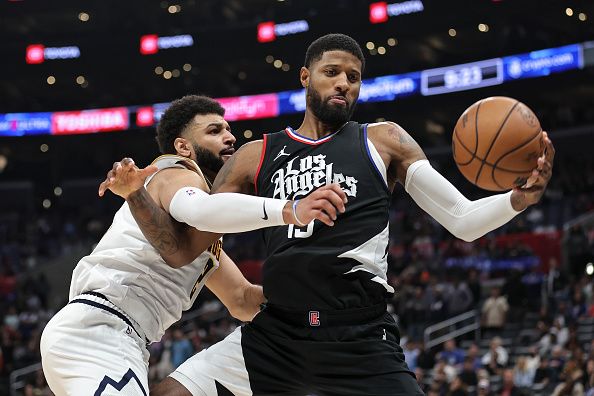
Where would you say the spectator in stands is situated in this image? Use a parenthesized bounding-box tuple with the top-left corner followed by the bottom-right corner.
(571, 287, 588, 322)
(567, 225, 590, 279)
(403, 339, 420, 371)
(428, 285, 449, 323)
(585, 359, 594, 396)
(546, 258, 567, 311)
(416, 342, 436, 371)
(500, 368, 523, 396)
(467, 268, 481, 305)
(402, 286, 428, 341)
(477, 378, 491, 396)
(512, 356, 536, 390)
(438, 339, 465, 368)
(550, 345, 568, 382)
(503, 270, 526, 322)
(459, 357, 478, 388)
(466, 343, 483, 370)
(170, 328, 194, 369)
(149, 330, 174, 384)
(533, 356, 552, 391)
(434, 357, 458, 383)
(414, 367, 430, 394)
(536, 320, 554, 356)
(551, 316, 570, 347)
(446, 376, 468, 396)
(481, 337, 509, 374)
(482, 287, 509, 336)
(446, 276, 473, 316)
(23, 369, 52, 396)
(552, 361, 585, 396)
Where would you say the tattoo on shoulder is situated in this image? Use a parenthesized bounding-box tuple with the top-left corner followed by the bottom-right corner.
(386, 123, 414, 146)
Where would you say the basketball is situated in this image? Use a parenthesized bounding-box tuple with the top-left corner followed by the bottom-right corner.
(452, 96, 545, 191)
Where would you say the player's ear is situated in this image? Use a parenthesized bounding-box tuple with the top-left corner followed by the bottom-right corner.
(300, 67, 310, 89)
(174, 137, 192, 158)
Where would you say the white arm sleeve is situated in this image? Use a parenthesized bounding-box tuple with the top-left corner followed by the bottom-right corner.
(405, 160, 521, 242)
(168, 187, 288, 233)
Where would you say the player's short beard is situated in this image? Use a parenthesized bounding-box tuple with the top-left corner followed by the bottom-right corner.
(193, 144, 224, 174)
(307, 86, 356, 127)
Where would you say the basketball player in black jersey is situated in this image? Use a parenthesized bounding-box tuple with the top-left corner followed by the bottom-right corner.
(109, 34, 554, 395)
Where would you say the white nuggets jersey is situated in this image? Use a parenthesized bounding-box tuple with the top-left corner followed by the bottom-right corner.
(69, 155, 222, 342)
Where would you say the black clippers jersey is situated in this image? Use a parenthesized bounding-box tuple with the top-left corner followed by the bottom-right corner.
(255, 121, 393, 310)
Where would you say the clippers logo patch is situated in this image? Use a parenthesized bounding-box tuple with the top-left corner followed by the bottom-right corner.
(185, 189, 196, 196)
(309, 311, 320, 326)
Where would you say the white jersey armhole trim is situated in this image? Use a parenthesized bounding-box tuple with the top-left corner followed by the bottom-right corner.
(366, 138, 388, 186)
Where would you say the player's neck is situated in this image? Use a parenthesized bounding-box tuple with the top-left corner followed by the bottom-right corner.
(202, 169, 216, 187)
(295, 113, 344, 140)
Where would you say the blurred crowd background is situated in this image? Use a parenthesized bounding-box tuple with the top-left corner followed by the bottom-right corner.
(1, 1, 593, 395)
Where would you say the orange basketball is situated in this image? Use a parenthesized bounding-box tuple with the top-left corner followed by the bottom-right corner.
(452, 96, 545, 191)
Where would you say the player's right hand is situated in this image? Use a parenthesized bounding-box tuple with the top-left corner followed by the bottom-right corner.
(98, 157, 158, 200)
(291, 183, 348, 227)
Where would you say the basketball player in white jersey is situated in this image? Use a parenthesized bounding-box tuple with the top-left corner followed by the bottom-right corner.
(40, 95, 347, 396)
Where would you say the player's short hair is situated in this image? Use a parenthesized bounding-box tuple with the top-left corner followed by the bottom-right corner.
(304, 33, 365, 71)
(156, 95, 225, 154)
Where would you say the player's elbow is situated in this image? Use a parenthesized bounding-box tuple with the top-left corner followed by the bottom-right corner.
(457, 233, 479, 243)
(228, 284, 262, 322)
(449, 223, 481, 243)
(227, 301, 252, 322)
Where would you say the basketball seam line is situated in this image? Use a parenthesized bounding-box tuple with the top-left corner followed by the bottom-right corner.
(474, 100, 481, 162)
(491, 127, 543, 189)
(453, 128, 475, 166)
(452, 100, 483, 167)
(454, 129, 538, 172)
(474, 101, 520, 185)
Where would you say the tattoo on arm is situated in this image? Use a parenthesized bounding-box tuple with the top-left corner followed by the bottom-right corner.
(385, 122, 427, 186)
(127, 187, 186, 259)
(387, 123, 416, 147)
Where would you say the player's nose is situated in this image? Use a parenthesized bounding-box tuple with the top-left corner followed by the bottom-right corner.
(223, 129, 236, 145)
(334, 72, 349, 93)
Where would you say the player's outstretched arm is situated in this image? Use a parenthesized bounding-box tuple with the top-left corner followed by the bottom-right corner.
(98, 155, 347, 265)
(98, 158, 223, 267)
(367, 122, 554, 242)
(205, 250, 265, 322)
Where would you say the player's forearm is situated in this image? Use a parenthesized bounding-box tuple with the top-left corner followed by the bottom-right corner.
(230, 284, 265, 322)
(127, 187, 193, 267)
(405, 160, 522, 242)
(168, 187, 290, 233)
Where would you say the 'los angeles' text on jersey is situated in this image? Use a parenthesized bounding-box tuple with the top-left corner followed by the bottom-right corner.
(271, 154, 358, 200)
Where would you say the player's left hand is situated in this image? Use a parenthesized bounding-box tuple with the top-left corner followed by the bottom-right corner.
(511, 131, 555, 209)
(98, 157, 158, 199)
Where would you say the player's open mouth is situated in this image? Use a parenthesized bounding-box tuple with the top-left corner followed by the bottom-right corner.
(220, 148, 235, 159)
(328, 96, 348, 106)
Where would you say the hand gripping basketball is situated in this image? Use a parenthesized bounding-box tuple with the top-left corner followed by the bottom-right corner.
(292, 183, 348, 227)
(511, 131, 555, 209)
(98, 158, 158, 200)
